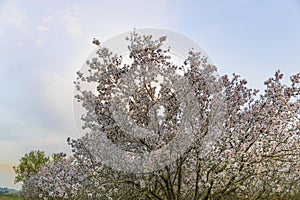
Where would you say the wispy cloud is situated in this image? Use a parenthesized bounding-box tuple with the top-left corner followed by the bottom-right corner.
(35, 36, 45, 45)
(63, 14, 83, 37)
(11, 11, 27, 27)
(37, 25, 49, 31)
(0, 1, 28, 32)
(42, 15, 55, 23)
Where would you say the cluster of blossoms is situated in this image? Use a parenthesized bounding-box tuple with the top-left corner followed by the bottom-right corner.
(21, 31, 299, 199)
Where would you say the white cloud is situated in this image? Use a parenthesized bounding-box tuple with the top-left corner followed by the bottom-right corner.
(63, 14, 83, 37)
(35, 36, 45, 45)
(9, 11, 27, 27)
(40, 6, 83, 38)
(0, 3, 28, 32)
(1, 10, 28, 30)
(37, 25, 49, 31)
(0, 29, 3, 37)
(42, 15, 55, 23)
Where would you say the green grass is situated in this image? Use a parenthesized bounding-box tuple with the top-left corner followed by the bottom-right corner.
(0, 194, 23, 200)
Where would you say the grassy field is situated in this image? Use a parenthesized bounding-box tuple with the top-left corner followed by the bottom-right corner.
(0, 194, 23, 200)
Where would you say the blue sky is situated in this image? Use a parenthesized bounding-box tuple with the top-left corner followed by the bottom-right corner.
(0, 0, 299, 189)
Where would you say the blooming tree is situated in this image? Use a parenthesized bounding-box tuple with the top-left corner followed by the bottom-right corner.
(20, 31, 300, 199)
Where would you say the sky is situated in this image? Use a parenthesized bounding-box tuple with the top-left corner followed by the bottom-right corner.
(0, 0, 299, 189)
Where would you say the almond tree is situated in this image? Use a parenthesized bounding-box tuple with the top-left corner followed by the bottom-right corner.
(21, 31, 300, 200)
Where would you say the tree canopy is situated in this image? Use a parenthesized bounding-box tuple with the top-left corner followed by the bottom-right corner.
(18, 31, 300, 199)
(13, 150, 49, 183)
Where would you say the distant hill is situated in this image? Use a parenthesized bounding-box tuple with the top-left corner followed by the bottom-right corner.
(0, 187, 19, 195)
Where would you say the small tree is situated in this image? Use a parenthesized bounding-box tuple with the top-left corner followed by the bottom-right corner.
(13, 150, 49, 183)
(51, 152, 67, 163)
